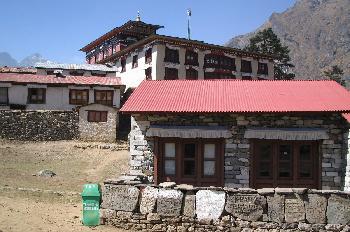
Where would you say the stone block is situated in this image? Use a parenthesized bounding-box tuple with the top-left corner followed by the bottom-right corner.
(140, 186, 158, 214)
(284, 194, 305, 223)
(101, 184, 139, 212)
(156, 189, 183, 216)
(267, 194, 285, 223)
(225, 193, 266, 221)
(304, 194, 327, 224)
(327, 194, 350, 225)
(196, 190, 226, 221)
(183, 192, 196, 218)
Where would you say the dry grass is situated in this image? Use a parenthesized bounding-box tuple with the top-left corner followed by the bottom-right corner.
(0, 139, 130, 232)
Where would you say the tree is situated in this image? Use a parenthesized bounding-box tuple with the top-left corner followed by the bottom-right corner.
(323, 65, 345, 86)
(244, 28, 295, 80)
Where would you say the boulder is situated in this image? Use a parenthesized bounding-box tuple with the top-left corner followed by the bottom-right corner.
(196, 190, 225, 221)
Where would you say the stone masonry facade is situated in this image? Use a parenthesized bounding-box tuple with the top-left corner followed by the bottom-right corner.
(78, 104, 119, 142)
(129, 113, 349, 190)
(100, 181, 350, 232)
(0, 110, 78, 141)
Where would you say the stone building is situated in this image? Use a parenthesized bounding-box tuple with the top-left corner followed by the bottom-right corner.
(120, 80, 350, 190)
(78, 103, 119, 142)
(80, 19, 274, 89)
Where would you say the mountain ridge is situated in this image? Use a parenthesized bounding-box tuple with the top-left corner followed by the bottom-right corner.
(226, 0, 350, 80)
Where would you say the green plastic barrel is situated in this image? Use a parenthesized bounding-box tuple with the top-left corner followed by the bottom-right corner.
(81, 184, 101, 226)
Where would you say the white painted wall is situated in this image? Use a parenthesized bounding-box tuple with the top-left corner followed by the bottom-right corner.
(116, 43, 275, 88)
(1, 84, 122, 111)
(116, 46, 156, 89)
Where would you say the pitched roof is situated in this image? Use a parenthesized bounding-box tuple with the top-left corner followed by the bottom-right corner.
(121, 80, 350, 114)
(0, 73, 123, 87)
(80, 20, 163, 52)
(98, 34, 275, 64)
(0, 67, 37, 74)
(35, 63, 118, 72)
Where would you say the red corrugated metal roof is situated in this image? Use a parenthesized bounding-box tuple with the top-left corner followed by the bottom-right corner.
(342, 113, 350, 123)
(121, 80, 350, 113)
(0, 73, 123, 87)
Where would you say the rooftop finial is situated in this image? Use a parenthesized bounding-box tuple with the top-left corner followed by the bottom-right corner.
(136, 11, 141, 21)
(187, 8, 192, 40)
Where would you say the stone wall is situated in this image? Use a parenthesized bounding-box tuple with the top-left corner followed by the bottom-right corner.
(345, 130, 350, 191)
(78, 104, 118, 142)
(100, 181, 350, 232)
(0, 110, 78, 141)
(129, 113, 349, 190)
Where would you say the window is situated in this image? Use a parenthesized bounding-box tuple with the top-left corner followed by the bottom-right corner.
(252, 140, 319, 189)
(87, 111, 108, 122)
(0, 87, 8, 105)
(204, 72, 235, 80)
(132, 55, 138, 68)
(145, 48, 152, 64)
(46, 70, 54, 75)
(164, 47, 179, 63)
(145, 67, 152, 80)
(185, 50, 198, 66)
(186, 68, 198, 80)
(121, 58, 126, 72)
(69, 89, 89, 105)
(94, 90, 113, 106)
(69, 71, 84, 76)
(241, 60, 252, 73)
(258, 62, 268, 75)
(157, 139, 224, 186)
(28, 88, 46, 104)
(91, 72, 106, 77)
(242, 76, 252, 80)
(164, 68, 178, 80)
(204, 54, 236, 70)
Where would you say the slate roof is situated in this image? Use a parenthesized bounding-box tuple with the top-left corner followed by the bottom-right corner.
(121, 80, 350, 114)
(35, 63, 118, 72)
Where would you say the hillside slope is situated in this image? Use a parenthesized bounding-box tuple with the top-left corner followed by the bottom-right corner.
(226, 0, 350, 79)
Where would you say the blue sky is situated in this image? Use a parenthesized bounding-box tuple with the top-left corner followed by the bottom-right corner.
(0, 0, 295, 64)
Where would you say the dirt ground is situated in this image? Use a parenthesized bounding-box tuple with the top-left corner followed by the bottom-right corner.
(0, 140, 130, 232)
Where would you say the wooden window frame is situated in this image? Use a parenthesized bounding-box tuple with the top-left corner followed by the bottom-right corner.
(27, 88, 46, 104)
(0, 87, 9, 105)
(164, 68, 178, 80)
(121, 58, 126, 72)
(257, 62, 268, 75)
(164, 47, 179, 64)
(145, 48, 152, 64)
(132, 55, 138, 68)
(250, 139, 320, 189)
(69, 89, 89, 105)
(241, 60, 252, 73)
(204, 54, 236, 71)
(87, 110, 108, 122)
(145, 67, 152, 80)
(186, 68, 198, 80)
(154, 138, 224, 187)
(185, 50, 199, 66)
(94, 90, 114, 106)
(69, 71, 84, 76)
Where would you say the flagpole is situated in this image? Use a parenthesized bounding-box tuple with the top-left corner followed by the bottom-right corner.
(187, 9, 191, 40)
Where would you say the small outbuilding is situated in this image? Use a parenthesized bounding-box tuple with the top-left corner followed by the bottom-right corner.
(121, 80, 350, 190)
(78, 103, 119, 142)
